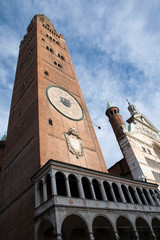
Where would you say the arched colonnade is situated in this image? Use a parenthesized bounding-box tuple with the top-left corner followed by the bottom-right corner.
(37, 214, 160, 240)
(35, 169, 160, 208)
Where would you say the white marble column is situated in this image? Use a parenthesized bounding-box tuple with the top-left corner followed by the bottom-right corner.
(65, 177, 71, 197)
(35, 183, 39, 208)
(114, 231, 120, 240)
(90, 181, 96, 200)
(155, 191, 160, 206)
(134, 230, 140, 240)
(49, 170, 57, 195)
(151, 230, 157, 240)
(89, 232, 95, 240)
(77, 177, 85, 198)
(153, 191, 160, 206)
(140, 188, 148, 205)
(56, 233, 62, 240)
(118, 184, 126, 203)
(99, 181, 107, 201)
(134, 188, 142, 205)
(110, 184, 117, 202)
(127, 188, 134, 204)
(42, 177, 47, 202)
(146, 189, 155, 205)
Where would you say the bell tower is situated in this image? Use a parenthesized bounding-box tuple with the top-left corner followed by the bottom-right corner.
(105, 101, 126, 140)
(0, 14, 107, 240)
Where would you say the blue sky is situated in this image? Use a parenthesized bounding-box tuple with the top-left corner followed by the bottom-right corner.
(0, 0, 160, 168)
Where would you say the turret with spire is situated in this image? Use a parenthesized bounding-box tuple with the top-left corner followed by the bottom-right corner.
(105, 100, 126, 140)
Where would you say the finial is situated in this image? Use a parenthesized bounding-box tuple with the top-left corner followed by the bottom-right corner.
(126, 99, 130, 105)
(127, 100, 139, 116)
(106, 99, 114, 111)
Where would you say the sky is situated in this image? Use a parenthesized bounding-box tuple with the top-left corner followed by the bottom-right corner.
(0, 0, 160, 168)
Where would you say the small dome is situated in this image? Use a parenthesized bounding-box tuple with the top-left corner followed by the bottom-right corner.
(1, 133, 6, 141)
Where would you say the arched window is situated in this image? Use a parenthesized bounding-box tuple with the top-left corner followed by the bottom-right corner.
(143, 188, 151, 205)
(92, 179, 103, 200)
(82, 177, 92, 199)
(62, 214, 89, 240)
(136, 217, 154, 239)
(93, 216, 115, 240)
(48, 118, 52, 125)
(46, 174, 52, 199)
(68, 174, 79, 198)
(38, 180, 43, 205)
(149, 189, 157, 205)
(117, 216, 136, 240)
(152, 218, 160, 239)
(38, 220, 55, 240)
(112, 183, 122, 202)
(55, 172, 67, 196)
(103, 181, 113, 201)
(129, 186, 138, 204)
(121, 185, 131, 203)
(136, 187, 145, 204)
(155, 190, 160, 201)
(44, 71, 49, 76)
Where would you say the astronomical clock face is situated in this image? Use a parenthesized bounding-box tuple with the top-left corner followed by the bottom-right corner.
(46, 86, 84, 121)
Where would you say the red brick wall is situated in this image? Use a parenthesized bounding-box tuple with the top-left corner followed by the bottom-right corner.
(109, 158, 133, 179)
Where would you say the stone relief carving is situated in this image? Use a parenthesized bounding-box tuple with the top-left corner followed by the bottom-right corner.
(120, 125, 128, 133)
(64, 128, 84, 158)
(134, 122, 160, 141)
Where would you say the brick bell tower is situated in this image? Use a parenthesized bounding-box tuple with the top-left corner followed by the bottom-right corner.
(105, 101, 126, 140)
(0, 14, 108, 240)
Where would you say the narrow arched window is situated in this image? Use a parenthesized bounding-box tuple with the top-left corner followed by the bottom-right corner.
(103, 181, 113, 201)
(69, 174, 79, 198)
(38, 180, 43, 205)
(137, 188, 145, 204)
(129, 186, 138, 204)
(55, 172, 67, 196)
(121, 185, 131, 203)
(82, 177, 92, 199)
(46, 174, 52, 199)
(48, 119, 52, 125)
(112, 183, 122, 202)
(143, 188, 151, 205)
(92, 179, 103, 200)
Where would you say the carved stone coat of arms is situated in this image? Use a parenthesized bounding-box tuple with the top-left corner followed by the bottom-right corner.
(64, 128, 84, 158)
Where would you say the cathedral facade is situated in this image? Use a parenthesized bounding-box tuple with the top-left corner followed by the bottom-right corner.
(107, 100, 160, 189)
(0, 14, 160, 240)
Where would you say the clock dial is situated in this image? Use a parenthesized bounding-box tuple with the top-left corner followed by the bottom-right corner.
(46, 86, 84, 121)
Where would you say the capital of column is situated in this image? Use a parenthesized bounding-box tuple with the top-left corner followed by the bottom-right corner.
(89, 231, 95, 240)
(134, 230, 140, 240)
(56, 233, 62, 240)
(114, 230, 120, 240)
(151, 230, 157, 240)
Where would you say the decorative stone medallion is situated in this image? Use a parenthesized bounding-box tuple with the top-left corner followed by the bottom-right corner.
(64, 128, 84, 158)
